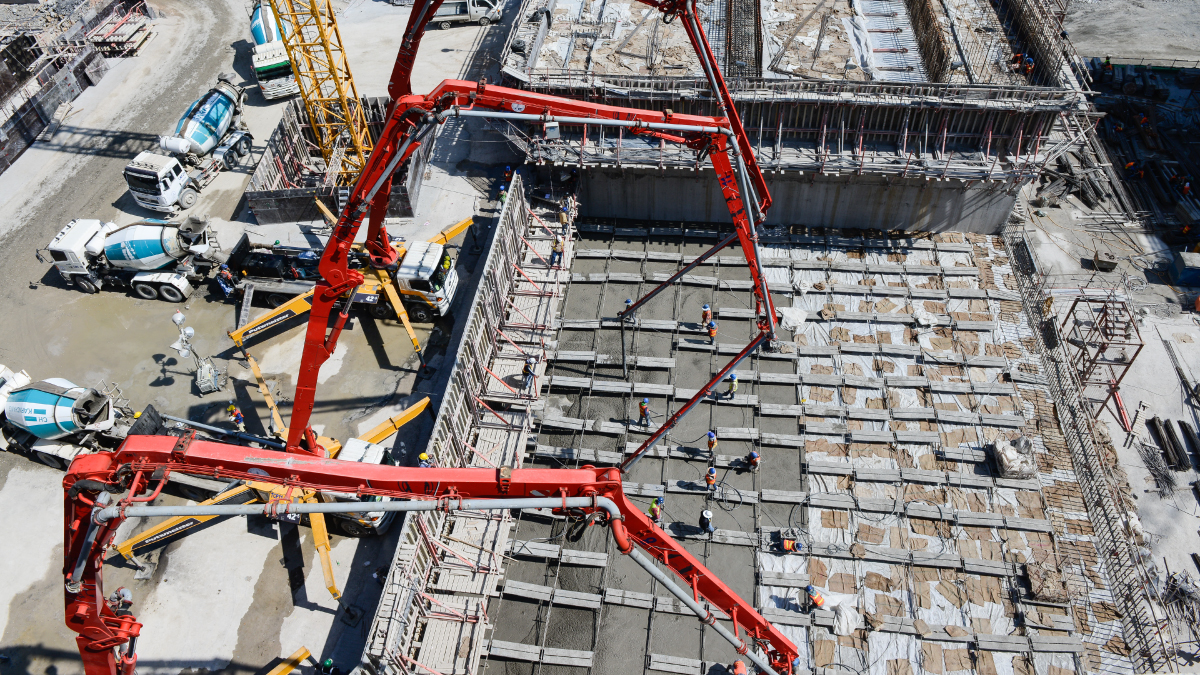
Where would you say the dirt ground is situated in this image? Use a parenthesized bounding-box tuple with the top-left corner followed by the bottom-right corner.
(1066, 0, 1200, 60)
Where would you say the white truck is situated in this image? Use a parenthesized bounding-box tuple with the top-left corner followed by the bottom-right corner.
(250, 1, 299, 99)
(41, 216, 224, 302)
(433, 0, 503, 28)
(124, 75, 253, 213)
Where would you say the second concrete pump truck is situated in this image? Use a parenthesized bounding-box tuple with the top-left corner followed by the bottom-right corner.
(59, 0, 797, 671)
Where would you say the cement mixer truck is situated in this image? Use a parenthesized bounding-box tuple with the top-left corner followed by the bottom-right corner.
(123, 75, 253, 213)
(40, 215, 224, 302)
(0, 364, 134, 469)
(250, 1, 299, 99)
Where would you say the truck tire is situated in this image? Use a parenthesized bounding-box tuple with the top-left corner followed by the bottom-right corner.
(408, 305, 434, 323)
(74, 277, 100, 294)
(338, 518, 368, 537)
(158, 284, 187, 303)
(369, 300, 392, 320)
(236, 137, 252, 157)
(132, 282, 159, 300)
(440, 20, 452, 29)
(179, 188, 198, 210)
(34, 451, 66, 470)
(266, 293, 291, 308)
(479, 16, 490, 25)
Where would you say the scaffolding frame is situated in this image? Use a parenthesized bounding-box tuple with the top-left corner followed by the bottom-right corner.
(1059, 293, 1144, 420)
(270, 0, 372, 185)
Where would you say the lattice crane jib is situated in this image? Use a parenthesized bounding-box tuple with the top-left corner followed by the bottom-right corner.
(269, 0, 372, 184)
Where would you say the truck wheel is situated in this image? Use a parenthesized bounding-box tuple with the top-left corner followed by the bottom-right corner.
(479, 16, 490, 25)
(266, 293, 290, 308)
(440, 20, 452, 29)
(408, 305, 433, 323)
(179, 188, 198, 210)
(74, 277, 100, 294)
(132, 282, 159, 300)
(369, 301, 392, 320)
(34, 451, 66, 470)
(338, 518, 368, 537)
(236, 137, 252, 156)
(158, 284, 186, 303)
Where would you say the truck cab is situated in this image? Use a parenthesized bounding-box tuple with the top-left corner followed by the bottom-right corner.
(432, 0, 502, 27)
(391, 240, 458, 322)
(124, 152, 193, 213)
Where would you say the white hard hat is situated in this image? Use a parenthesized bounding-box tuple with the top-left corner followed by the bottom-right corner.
(702, 510, 713, 519)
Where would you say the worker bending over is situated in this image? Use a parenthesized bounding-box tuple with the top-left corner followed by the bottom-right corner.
(699, 509, 715, 533)
(728, 660, 748, 675)
(227, 404, 245, 432)
(746, 450, 761, 472)
(418, 452, 433, 468)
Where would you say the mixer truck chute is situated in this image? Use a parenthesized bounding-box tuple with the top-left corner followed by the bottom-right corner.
(42, 216, 223, 302)
(124, 76, 253, 213)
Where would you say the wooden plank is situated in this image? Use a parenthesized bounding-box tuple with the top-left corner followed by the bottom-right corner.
(541, 647, 594, 667)
(488, 640, 542, 662)
(502, 580, 553, 602)
(560, 548, 608, 567)
(604, 587, 654, 609)
(647, 654, 704, 674)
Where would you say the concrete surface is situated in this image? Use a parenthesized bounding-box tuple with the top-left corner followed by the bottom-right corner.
(1066, 0, 1200, 62)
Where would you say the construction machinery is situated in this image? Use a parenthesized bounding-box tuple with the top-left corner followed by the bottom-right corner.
(269, 0, 371, 184)
(41, 215, 223, 301)
(227, 216, 472, 348)
(124, 76, 253, 213)
(60, 0, 795, 669)
(250, 0, 300, 99)
(431, 0, 503, 28)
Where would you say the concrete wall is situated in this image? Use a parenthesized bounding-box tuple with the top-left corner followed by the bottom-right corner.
(577, 168, 1020, 233)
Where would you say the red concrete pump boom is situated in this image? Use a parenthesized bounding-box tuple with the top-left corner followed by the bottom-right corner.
(61, 437, 801, 675)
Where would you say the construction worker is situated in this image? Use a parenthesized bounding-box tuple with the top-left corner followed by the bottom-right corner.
(550, 234, 563, 267)
(701, 303, 712, 325)
(624, 298, 635, 322)
(1010, 53, 1024, 71)
(806, 584, 826, 610)
(558, 204, 569, 229)
(1023, 56, 1035, 76)
(499, 184, 507, 204)
(779, 535, 800, 554)
(227, 404, 245, 432)
(638, 398, 652, 426)
(1184, 180, 1193, 198)
(707, 430, 718, 456)
(418, 452, 433, 468)
(729, 660, 748, 675)
(319, 659, 341, 675)
(215, 263, 235, 298)
(1139, 113, 1150, 129)
(1113, 119, 1124, 134)
(699, 509, 715, 534)
(649, 496, 664, 525)
(1125, 161, 1143, 180)
(746, 450, 761, 472)
(707, 320, 718, 345)
(725, 373, 738, 399)
(1103, 55, 1113, 74)
(705, 466, 717, 491)
(523, 357, 537, 390)
(107, 587, 133, 616)
(503, 165, 513, 183)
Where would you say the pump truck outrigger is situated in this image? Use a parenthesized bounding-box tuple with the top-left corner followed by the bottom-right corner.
(61, 0, 792, 670)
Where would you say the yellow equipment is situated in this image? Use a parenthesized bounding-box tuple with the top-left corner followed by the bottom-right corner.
(268, 0, 371, 185)
(266, 647, 312, 675)
(109, 398, 434, 598)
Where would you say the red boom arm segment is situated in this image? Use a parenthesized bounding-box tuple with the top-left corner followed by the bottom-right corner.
(285, 79, 774, 454)
(63, 438, 800, 674)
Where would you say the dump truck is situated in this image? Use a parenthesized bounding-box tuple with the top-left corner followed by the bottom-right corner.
(0, 364, 135, 470)
(42, 215, 223, 301)
(250, 1, 299, 99)
(123, 75, 253, 213)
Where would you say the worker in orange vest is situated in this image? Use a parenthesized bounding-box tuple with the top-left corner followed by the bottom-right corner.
(707, 320, 718, 344)
(730, 660, 748, 675)
(707, 431, 718, 456)
(705, 466, 717, 491)
(806, 584, 826, 609)
(747, 450, 761, 472)
(701, 303, 712, 325)
(1022, 56, 1035, 76)
(1010, 53, 1024, 71)
(638, 398, 652, 426)
(780, 536, 800, 554)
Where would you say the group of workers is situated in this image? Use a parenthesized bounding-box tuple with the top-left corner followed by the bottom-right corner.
(1010, 52, 1035, 76)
